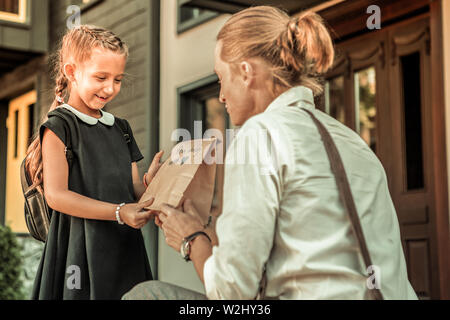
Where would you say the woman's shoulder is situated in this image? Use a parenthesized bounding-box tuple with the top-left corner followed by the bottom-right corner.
(240, 111, 290, 145)
(233, 110, 294, 166)
(241, 112, 274, 131)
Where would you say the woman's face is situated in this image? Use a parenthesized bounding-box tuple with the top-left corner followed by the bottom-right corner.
(69, 48, 126, 114)
(214, 41, 255, 126)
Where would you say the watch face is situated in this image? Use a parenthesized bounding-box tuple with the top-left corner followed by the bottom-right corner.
(180, 240, 190, 261)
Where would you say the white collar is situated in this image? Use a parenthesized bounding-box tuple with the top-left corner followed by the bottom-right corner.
(265, 86, 315, 113)
(61, 104, 115, 126)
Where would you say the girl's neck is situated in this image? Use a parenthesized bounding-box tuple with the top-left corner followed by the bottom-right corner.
(67, 95, 102, 119)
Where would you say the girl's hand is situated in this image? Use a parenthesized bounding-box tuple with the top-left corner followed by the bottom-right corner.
(119, 198, 156, 229)
(145, 150, 164, 185)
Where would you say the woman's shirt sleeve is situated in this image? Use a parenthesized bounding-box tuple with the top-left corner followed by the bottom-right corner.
(203, 116, 284, 299)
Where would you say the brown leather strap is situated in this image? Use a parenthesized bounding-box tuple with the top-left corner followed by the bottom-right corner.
(302, 108, 384, 300)
(20, 159, 31, 195)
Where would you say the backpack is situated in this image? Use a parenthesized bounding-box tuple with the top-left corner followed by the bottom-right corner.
(20, 107, 131, 242)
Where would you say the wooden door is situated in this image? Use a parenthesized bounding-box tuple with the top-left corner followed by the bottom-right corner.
(323, 25, 392, 183)
(387, 17, 437, 299)
(324, 14, 438, 299)
(5, 90, 36, 233)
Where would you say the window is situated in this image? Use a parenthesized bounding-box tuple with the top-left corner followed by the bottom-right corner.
(178, 75, 230, 216)
(177, 0, 218, 34)
(325, 75, 345, 124)
(354, 66, 377, 152)
(0, 0, 26, 23)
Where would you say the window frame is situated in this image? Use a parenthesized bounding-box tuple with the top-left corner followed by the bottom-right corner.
(177, 0, 219, 34)
(0, 0, 28, 26)
(177, 74, 229, 215)
(177, 73, 220, 129)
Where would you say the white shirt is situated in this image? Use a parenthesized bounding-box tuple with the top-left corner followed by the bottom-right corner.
(203, 86, 417, 300)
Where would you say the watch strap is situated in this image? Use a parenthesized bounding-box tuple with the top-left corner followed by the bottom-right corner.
(185, 231, 211, 243)
(181, 231, 212, 262)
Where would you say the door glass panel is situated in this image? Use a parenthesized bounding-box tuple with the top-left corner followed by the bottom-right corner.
(401, 52, 424, 190)
(355, 67, 376, 152)
(28, 103, 35, 146)
(325, 76, 345, 123)
(13, 109, 18, 159)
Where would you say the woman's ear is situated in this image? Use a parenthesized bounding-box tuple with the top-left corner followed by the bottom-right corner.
(239, 61, 255, 86)
(63, 63, 76, 82)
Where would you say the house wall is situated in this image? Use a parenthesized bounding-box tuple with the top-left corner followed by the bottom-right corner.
(0, 0, 49, 52)
(158, 0, 229, 293)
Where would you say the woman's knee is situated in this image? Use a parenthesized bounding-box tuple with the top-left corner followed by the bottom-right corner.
(122, 280, 207, 300)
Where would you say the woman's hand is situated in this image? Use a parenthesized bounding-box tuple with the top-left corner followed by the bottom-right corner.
(119, 198, 156, 229)
(145, 150, 164, 185)
(157, 199, 204, 251)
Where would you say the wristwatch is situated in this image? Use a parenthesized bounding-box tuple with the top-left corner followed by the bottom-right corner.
(180, 231, 211, 262)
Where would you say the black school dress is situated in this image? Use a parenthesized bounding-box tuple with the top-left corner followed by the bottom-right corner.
(32, 105, 152, 300)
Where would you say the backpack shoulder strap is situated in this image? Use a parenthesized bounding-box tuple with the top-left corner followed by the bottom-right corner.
(20, 158, 32, 195)
(115, 118, 131, 144)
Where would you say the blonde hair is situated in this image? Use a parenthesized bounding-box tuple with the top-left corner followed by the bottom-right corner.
(26, 25, 129, 189)
(217, 6, 334, 95)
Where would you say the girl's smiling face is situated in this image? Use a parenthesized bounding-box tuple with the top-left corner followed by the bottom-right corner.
(66, 48, 126, 116)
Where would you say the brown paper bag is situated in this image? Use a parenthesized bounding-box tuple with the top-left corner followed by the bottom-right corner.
(139, 138, 217, 224)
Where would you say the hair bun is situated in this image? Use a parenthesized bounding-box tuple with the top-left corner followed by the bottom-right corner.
(295, 11, 334, 74)
(287, 17, 300, 33)
(278, 17, 303, 75)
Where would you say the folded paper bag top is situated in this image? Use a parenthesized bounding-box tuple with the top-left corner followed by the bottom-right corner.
(138, 138, 217, 224)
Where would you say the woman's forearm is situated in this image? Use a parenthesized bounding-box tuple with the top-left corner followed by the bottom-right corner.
(46, 189, 118, 221)
(190, 235, 213, 284)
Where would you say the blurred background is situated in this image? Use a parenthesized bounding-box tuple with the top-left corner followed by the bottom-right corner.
(0, 0, 449, 299)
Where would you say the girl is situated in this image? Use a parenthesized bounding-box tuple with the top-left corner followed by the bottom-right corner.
(26, 25, 162, 299)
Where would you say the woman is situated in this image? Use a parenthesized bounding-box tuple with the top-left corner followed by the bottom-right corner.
(124, 6, 417, 300)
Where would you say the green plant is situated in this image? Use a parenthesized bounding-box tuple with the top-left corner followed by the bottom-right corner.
(0, 225, 26, 299)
